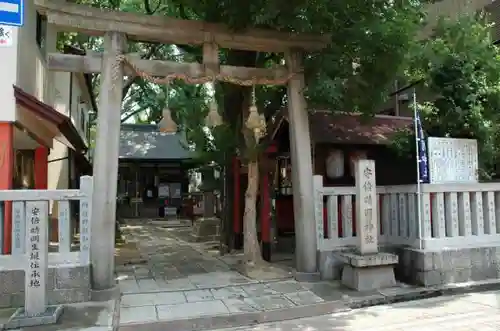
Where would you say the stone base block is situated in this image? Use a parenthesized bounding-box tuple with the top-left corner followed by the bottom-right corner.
(317, 251, 343, 280)
(336, 252, 398, 267)
(191, 217, 220, 242)
(341, 264, 397, 291)
(4, 305, 63, 329)
(392, 246, 500, 287)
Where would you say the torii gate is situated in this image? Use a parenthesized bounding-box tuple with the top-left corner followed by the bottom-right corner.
(35, 0, 329, 296)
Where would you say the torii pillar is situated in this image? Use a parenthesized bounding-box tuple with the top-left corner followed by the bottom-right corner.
(90, 31, 126, 298)
(285, 50, 318, 279)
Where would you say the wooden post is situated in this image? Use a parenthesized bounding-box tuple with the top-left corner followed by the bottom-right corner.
(285, 50, 317, 276)
(0, 122, 13, 254)
(233, 157, 243, 249)
(260, 172, 271, 261)
(90, 31, 126, 291)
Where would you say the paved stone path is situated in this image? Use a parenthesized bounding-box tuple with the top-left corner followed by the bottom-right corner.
(114, 221, 434, 328)
(115, 221, 328, 325)
(211, 290, 500, 331)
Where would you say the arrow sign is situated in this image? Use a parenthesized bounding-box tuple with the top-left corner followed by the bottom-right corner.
(0, 0, 23, 26)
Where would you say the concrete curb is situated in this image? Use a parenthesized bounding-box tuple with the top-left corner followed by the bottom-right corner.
(348, 278, 500, 309)
(118, 301, 350, 331)
(118, 279, 500, 331)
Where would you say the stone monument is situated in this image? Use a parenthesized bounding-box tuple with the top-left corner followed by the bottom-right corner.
(5, 201, 63, 329)
(336, 159, 399, 291)
(191, 192, 220, 242)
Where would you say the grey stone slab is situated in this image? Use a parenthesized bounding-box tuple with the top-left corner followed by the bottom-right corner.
(177, 264, 207, 275)
(0, 295, 11, 309)
(152, 291, 186, 305)
(335, 252, 398, 267)
(341, 264, 397, 291)
(48, 288, 89, 305)
(120, 306, 158, 325)
(159, 279, 196, 291)
(317, 251, 343, 280)
(10, 293, 24, 308)
(210, 287, 248, 300)
(284, 291, 324, 305)
(248, 295, 296, 310)
(222, 298, 260, 313)
(240, 284, 279, 297)
(137, 279, 160, 292)
(416, 270, 443, 286)
(185, 289, 214, 302)
(0, 270, 24, 294)
(55, 266, 90, 289)
(4, 305, 63, 329)
(134, 268, 152, 280)
(266, 280, 305, 294)
(156, 300, 230, 321)
(227, 276, 254, 285)
(198, 262, 231, 272)
(121, 293, 156, 307)
(162, 268, 184, 280)
(122, 292, 186, 307)
(119, 279, 141, 294)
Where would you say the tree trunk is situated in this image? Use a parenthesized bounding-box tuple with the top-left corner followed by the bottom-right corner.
(243, 159, 263, 265)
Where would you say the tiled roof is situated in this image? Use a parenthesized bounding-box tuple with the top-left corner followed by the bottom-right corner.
(119, 124, 193, 160)
(270, 110, 413, 145)
(309, 111, 413, 145)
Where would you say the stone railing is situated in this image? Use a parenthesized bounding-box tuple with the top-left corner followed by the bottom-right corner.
(313, 175, 500, 252)
(0, 176, 92, 323)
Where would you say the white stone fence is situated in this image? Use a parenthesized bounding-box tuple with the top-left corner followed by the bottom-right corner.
(313, 175, 500, 252)
(0, 176, 92, 315)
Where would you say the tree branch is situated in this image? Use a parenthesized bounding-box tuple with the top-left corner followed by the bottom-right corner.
(122, 44, 162, 98)
(121, 107, 149, 123)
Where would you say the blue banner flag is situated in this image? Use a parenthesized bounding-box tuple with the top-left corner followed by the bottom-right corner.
(415, 109, 429, 183)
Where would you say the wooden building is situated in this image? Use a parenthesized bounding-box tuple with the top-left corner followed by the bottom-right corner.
(116, 124, 195, 219)
(232, 110, 415, 260)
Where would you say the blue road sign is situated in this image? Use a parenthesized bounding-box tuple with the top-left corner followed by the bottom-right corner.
(0, 0, 23, 27)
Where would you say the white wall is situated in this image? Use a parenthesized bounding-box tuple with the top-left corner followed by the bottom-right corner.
(0, 27, 19, 122)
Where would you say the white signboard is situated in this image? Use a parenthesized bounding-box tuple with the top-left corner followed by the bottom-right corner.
(428, 137, 478, 184)
(0, 26, 13, 46)
(158, 184, 170, 197)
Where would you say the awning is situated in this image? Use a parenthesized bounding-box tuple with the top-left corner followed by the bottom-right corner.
(14, 85, 88, 152)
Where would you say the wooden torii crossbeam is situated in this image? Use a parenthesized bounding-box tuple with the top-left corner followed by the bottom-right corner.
(35, 0, 329, 52)
(35, 0, 327, 294)
(36, 0, 329, 83)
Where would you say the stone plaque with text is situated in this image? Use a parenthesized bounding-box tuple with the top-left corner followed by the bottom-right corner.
(355, 159, 378, 255)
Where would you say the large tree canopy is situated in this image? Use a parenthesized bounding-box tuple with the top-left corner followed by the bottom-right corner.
(66, 0, 426, 127)
(393, 13, 500, 179)
(63, 0, 428, 261)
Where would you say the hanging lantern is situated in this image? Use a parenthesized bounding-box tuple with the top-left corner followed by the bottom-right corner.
(205, 99, 223, 128)
(159, 108, 177, 133)
(325, 149, 345, 179)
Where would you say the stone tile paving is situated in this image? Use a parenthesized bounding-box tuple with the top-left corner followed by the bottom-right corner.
(115, 221, 426, 327)
(118, 280, 326, 323)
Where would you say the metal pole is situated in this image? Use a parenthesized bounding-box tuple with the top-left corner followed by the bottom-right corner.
(412, 89, 423, 250)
